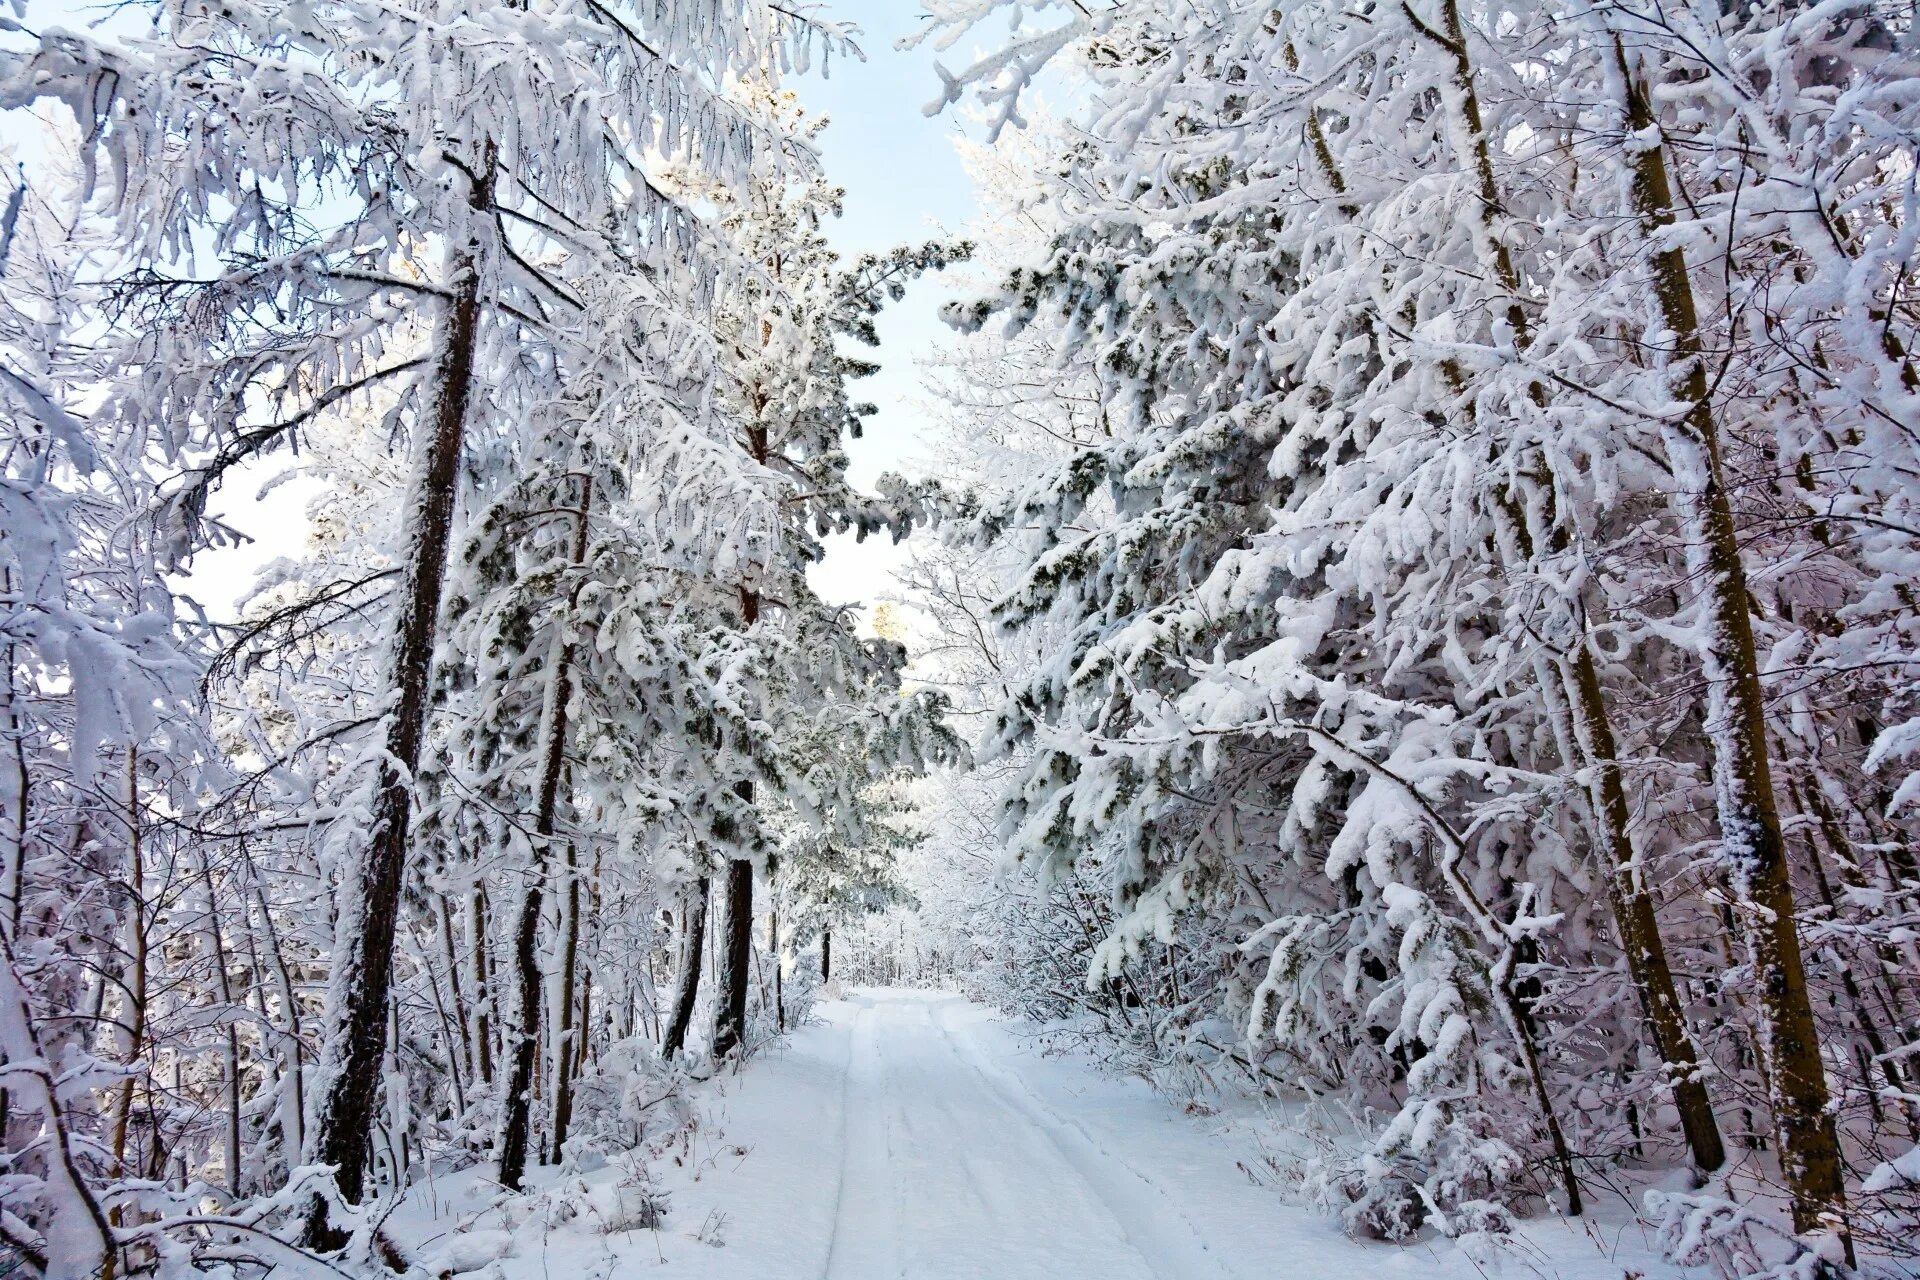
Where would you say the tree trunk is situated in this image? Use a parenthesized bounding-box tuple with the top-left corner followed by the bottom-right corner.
(768, 855, 783, 1034)
(0, 582, 24, 1146)
(304, 153, 495, 1245)
(662, 877, 710, 1059)
(495, 840, 547, 1192)
(579, 845, 601, 1069)
(548, 840, 581, 1162)
(711, 849, 754, 1060)
(1791, 777, 1920, 1141)
(574, 946, 593, 1079)
(247, 881, 303, 1164)
(436, 893, 474, 1104)
(0, 930, 114, 1280)
(101, 751, 147, 1280)
(820, 928, 831, 986)
(108, 749, 146, 1180)
(1402, 3, 1585, 1213)
(413, 916, 467, 1125)
(1567, 649, 1727, 1173)
(1612, 42, 1849, 1254)
(470, 887, 494, 1086)
(202, 862, 243, 1196)
(498, 477, 591, 1192)
(712, 578, 761, 1062)
(1401, 0, 1727, 1181)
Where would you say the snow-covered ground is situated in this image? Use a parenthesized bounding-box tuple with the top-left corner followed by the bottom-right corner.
(395, 988, 1686, 1279)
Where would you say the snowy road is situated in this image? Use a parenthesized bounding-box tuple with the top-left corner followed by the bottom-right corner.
(819, 991, 1236, 1279)
(411, 988, 1654, 1280)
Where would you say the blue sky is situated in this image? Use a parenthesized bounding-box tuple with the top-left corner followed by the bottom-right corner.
(793, 0, 984, 610)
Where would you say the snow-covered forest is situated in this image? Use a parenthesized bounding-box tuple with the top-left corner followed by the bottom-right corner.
(3, 0, 1919, 1275)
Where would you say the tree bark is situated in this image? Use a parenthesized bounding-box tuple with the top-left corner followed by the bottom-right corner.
(1567, 649, 1727, 1173)
(199, 854, 243, 1196)
(820, 928, 831, 986)
(470, 887, 494, 1086)
(102, 751, 147, 1280)
(304, 153, 495, 1244)
(768, 854, 783, 1034)
(0, 588, 22, 1146)
(498, 476, 591, 1192)
(1791, 777, 1920, 1141)
(1, 930, 113, 1280)
(1612, 42, 1849, 1254)
(436, 893, 474, 1103)
(662, 877, 710, 1058)
(247, 880, 303, 1163)
(495, 836, 547, 1192)
(1401, 2, 1586, 1213)
(548, 839, 581, 1162)
(712, 575, 761, 1061)
(711, 846, 754, 1060)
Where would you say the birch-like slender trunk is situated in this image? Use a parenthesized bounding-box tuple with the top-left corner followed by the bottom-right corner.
(3, 572, 26, 948)
(577, 846, 600, 1073)
(1791, 778, 1919, 1140)
(245, 878, 302, 1164)
(1611, 41, 1849, 1254)
(436, 893, 474, 1103)
(0, 594, 20, 1169)
(1566, 649, 1726, 1173)
(101, 751, 147, 1280)
(1394, 1, 1596, 1212)
(195, 850, 242, 1196)
(1, 928, 114, 1280)
(108, 750, 146, 1178)
(408, 916, 467, 1125)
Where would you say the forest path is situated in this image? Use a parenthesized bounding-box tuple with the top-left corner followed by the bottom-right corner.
(817, 989, 1236, 1279)
(416, 989, 1625, 1280)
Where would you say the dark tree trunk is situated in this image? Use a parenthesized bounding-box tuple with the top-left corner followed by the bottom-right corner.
(304, 154, 494, 1248)
(820, 928, 831, 986)
(495, 859, 545, 1191)
(711, 849, 754, 1060)
(437, 893, 474, 1097)
(498, 478, 591, 1192)
(548, 839, 581, 1162)
(712, 579, 761, 1061)
(662, 877, 710, 1059)
(1397, 0, 1725, 1185)
(768, 855, 783, 1034)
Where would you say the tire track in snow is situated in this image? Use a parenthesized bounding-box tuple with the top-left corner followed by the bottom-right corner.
(899, 1001, 1050, 1250)
(820, 999, 904, 1280)
(817, 999, 863, 1278)
(928, 998, 1249, 1280)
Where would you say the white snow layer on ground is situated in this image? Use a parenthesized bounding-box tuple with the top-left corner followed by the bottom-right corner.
(392, 988, 1683, 1279)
